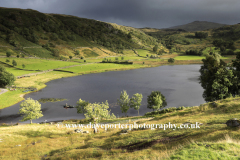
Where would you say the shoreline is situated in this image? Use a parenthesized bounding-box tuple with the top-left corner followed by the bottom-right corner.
(0, 60, 209, 110)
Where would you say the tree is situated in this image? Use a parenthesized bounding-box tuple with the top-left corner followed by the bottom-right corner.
(6, 51, 11, 57)
(22, 64, 25, 68)
(199, 52, 228, 102)
(117, 90, 130, 116)
(69, 56, 72, 59)
(230, 53, 240, 96)
(75, 50, 80, 56)
(83, 101, 116, 123)
(76, 99, 89, 114)
(158, 50, 163, 55)
(211, 66, 234, 100)
(195, 32, 208, 39)
(52, 49, 60, 57)
(121, 57, 124, 60)
(0, 65, 15, 87)
(5, 59, 10, 63)
(17, 55, 19, 58)
(12, 60, 17, 67)
(153, 45, 158, 53)
(130, 93, 143, 116)
(76, 99, 116, 132)
(147, 91, 167, 111)
(19, 98, 43, 124)
(168, 58, 175, 63)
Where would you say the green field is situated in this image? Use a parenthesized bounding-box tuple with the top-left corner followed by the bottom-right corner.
(23, 48, 54, 58)
(136, 49, 151, 57)
(0, 89, 25, 109)
(0, 58, 79, 71)
(5, 68, 38, 76)
(61, 63, 143, 73)
(72, 56, 147, 63)
(174, 55, 229, 60)
(174, 56, 206, 60)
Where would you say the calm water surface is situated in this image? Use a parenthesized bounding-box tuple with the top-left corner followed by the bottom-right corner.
(0, 64, 205, 123)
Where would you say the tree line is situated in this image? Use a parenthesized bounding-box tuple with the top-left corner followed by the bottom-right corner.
(199, 52, 240, 102)
(16, 90, 167, 125)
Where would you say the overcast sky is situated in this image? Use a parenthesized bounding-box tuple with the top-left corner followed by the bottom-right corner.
(0, 0, 239, 28)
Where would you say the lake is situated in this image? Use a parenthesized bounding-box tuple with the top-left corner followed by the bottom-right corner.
(0, 64, 205, 123)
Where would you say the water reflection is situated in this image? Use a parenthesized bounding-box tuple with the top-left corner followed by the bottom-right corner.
(0, 64, 205, 123)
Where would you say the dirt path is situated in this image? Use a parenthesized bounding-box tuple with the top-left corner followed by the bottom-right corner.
(0, 88, 8, 95)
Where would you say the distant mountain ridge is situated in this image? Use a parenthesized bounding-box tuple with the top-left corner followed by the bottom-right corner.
(168, 21, 227, 31)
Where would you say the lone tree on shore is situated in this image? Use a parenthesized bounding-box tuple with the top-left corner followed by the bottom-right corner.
(19, 98, 43, 124)
(0, 65, 15, 87)
(147, 91, 167, 111)
(117, 90, 130, 116)
(76, 99, 89, 114)
(130, 93, 143, 116)
(76, 99, 116, 133)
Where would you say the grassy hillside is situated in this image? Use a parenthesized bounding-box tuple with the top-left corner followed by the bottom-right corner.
(0, 96, 240, 159)
(0, 7, 162, 59)
(140, 24, 240, 57)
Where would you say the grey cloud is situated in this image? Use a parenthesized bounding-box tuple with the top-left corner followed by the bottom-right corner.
(0, 0, 240, 28)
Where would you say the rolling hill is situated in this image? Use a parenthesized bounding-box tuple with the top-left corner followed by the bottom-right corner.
(0, 7, 161, 58)
(169, 21, 227, 32)
(140, 22, 240, 56)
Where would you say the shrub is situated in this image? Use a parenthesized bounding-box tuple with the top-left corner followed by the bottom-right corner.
(6, 51, 11, 57)
(168, 58, 175, 63)
(12, 60, 17, 66)
(0, 65, 16, 87)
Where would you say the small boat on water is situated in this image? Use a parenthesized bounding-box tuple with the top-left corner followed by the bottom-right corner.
(64, 103, 75, 108)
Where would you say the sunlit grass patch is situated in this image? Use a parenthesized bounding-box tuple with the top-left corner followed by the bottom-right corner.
(60, 63, 143, 73)
(0, 97, 240, 159)
(0, 58, 79, 71)
(5, 67, 38, 76)
(136, 49, 154, 57)
(0, 89, 24, 109)
(174, 56, 206, 60)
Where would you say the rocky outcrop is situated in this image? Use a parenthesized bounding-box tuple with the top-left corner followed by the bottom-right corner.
(226, 118, 240, 127)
